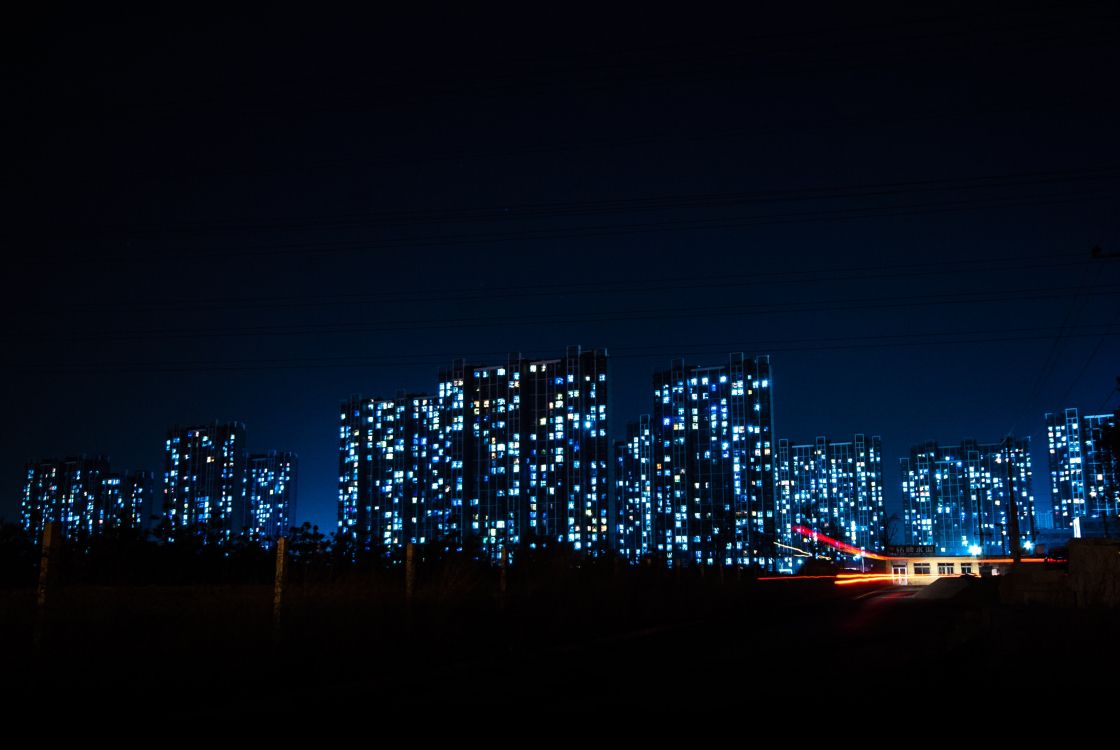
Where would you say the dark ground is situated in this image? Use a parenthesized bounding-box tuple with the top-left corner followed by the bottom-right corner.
(4, 566, 1117, 706)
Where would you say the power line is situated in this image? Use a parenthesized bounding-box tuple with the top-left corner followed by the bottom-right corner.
(65, 166, 1120, 238)
(57, 100, 1111, 187)
(1009, 256, 1101, 436)
(50, 3, 1118, 132)
(50, 252, 1094, 315)
(46, 186, 1118, 267)
(1095, 382, 1120, 413)
(25, 323, 1120, 374)
(37, 283, 1120, 344)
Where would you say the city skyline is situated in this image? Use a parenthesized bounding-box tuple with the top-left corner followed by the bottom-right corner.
(16, 353, 1115, 561)
(7, 3, 1120, 708)
(6, 5, 1118, 543)
(19, 456, 150, 540)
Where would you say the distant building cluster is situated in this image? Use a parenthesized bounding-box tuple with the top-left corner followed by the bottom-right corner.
(163, 423, 297, 545)
(20, 423, 297, 546)
(339, 350, 870, 572)
(20, 457, 151, 540)
(17, 346, 1118, 566)
(340, 346, 609, 561)
(337, 345, 1116, 568)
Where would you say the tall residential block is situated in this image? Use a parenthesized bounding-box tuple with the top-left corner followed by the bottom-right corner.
(900, 438, 1036, 556)
(338, 346, 609, 562)
(778, 434, 885, 563)
(21, 456, 111, 540)
(245, 451, 298, 546)
(615, 416, 654, 563)
(615, 354, 779, 569)
(1046, 408, 1119, 534)
(338, 394, 439, 556)
(100, 470, 153, 531)
(163, 422, 247, 542)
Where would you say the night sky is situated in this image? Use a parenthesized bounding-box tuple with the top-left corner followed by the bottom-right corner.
(5, 4, 1118, 533)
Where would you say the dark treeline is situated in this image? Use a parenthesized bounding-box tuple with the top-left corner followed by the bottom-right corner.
(0, 521, 326, 587)
(3, 523, 826, 703)
(0, 519, 791, 590)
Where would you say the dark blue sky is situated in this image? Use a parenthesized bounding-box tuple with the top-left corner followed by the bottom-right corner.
(4, 4, 1118, 532)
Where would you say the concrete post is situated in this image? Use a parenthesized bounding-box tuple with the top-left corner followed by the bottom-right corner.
(405, 542, 416, 601)
(36, 522, 61, 607)
(272, 537, 288, 645)
(34, 521, 62, 650)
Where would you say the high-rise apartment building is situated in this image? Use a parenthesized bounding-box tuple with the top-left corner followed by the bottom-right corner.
(244, 451, 298, 546)
(1046, 408, 1119, 534)
(338, 346, 609, 561)
(467, 356, 525, 557)
(777, 435, 885, 564)
(338, 394, 440, 556)
(21, 458, 149, 540)
(21, 456, 111, 540)
(163, 422, 247, 542)
(615, 416, 654, 563)
(432, 362, 470, 547)
(100, 470, 153, 531)
(339, 395, 373, 547)
(615, 354, 779, 569)
(521, 347, 610, 554)
(900, 438, 1036, 555)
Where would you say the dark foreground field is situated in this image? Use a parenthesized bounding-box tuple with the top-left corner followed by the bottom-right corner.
(5, 563, 1118, 705)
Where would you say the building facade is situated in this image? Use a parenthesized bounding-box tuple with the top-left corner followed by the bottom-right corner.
(614, 354, 780, 569)
(520, 347, 610, 554)
(1046, 408, 1119, 534)
(21, 456, 112, 540)
(338, 346, 609, 562)
(244, 452, 298, 546)
(615, 416, 654, 563)
(338, 393, 442, 555)
(468, 356, 525, 558)
(21, 458, 150, 541)
(900, 438, 1036, 556)
(100, 470, 153, 531)
(778, 434, 886, 565)
(163, 422, 247, 542)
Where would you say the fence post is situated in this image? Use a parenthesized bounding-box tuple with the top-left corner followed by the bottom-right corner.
(272, 537, 287, 646)
(405, 542, 416, 601)
(498, 545, 508, 610)
(34, 521, 62, 650)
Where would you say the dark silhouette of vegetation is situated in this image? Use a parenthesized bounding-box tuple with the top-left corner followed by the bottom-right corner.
(0, 522, 36, 586)
(1098, 387, 1120, 465)
(880, 512, 902, 550)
